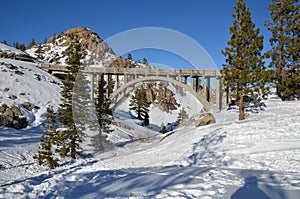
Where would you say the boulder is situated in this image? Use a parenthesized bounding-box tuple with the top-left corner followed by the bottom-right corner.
(195, 113, 216, 127)
(23, 102, 32, 111)
(0, 105, 28, 129)
(11, 105, 22, 117)
(0, 104, 8, 113)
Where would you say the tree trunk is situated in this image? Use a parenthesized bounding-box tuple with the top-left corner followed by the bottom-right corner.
(238, 83, 245, 120)
(70, 131, 76, 159)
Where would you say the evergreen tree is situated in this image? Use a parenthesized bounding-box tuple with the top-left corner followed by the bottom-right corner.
(57, 37, 85, 159)
(142, 58, 148, 65)
(265, 0, 300, 100)
(34, 106, 59, 170)
(27, 38, 36, 49)
(19, 43, 26, 51)
(13, 42, 19, 49)
(43, 37, 48, 44)
(72, 71, 90, 135)
(92, 74, 112, 152)
(129, 89, 151, 125)
(222, 0, 266, 120)
(127, 53, 132, 61)
(106, 75, 115, 98)
(177, 108, 188, 123)
(160, 123, 167, 133)
(3, 40, 7, 45)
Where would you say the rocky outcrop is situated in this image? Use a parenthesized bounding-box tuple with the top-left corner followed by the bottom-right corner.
(0, 104, 28, 129)
(27, 27, 115, 65)
(0, 49, 36, 63)
(137, 83, 180, 113)
(180, 112, 216, 127)
(194, 113, 216, 127)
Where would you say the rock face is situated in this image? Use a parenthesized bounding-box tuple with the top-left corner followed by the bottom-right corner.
(0, 43, 36, 63)
(26, 27, 115, 65)
(0, 104, 28, 129)
(136, 83, 180, 113)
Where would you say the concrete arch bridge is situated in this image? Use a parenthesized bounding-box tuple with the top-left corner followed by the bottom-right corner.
(38, 64, 223, 111)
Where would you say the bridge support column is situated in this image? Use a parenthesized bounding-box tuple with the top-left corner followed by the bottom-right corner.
(124, 74, 128, 83)
(183, 76, 188, 84)
(116, 75, 120, 88)
(192, 77, 195, 91)
(204, 77, 210, 102)
(216, 77, 222, 110)
(107, 74, 112, 98)
(195, 77, 200, 92)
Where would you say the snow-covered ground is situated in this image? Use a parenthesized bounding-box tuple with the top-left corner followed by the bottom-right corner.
(1, 42, 299, 198)
(1, 95, 299, 198)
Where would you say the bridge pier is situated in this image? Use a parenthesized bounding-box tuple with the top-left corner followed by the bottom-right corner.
(204, 76, 211, 102)
(192, 77, 200, 92)
(216, 77, 222, 110)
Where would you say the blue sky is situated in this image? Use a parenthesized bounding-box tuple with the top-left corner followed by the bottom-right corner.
(0, 0, 272, 69)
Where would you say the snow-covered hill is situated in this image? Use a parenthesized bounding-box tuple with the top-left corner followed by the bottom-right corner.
(0, 57, 62, 127)
(1, 95, 299, 198)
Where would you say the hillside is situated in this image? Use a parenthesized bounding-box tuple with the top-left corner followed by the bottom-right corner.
(26, 27, 116, 66)
(0, 48, 62, 129)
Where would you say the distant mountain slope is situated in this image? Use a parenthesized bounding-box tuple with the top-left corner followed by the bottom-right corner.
(26, 27, 116, 66)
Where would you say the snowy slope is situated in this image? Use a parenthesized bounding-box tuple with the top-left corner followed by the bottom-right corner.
(0, 43, 29, 55)
(0, 97, 299, 199)
(0, 58, 62, 124)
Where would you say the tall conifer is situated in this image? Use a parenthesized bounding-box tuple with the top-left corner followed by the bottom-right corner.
(92, 74, 113, 152)
(222, 0, 266, 120)
(57, 37, 85, 159)
(265, 0, 300, 100)
(34, 106, 59, 169)
(129, 89, 151, 124)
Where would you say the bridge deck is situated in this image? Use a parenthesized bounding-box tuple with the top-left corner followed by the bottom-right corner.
(38, 64, 221, 77)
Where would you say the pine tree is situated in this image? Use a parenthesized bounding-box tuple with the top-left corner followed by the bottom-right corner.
(27, 38, 36, 49)
(177, 108, 188, 123)
(92, 74, 112, 152)
(129, 89, 151, 124)
(142, 58, 148, 65)
(34, 106, 59, 170)
(19, 43, 26, 51)
(72, 71, 90, 135)
(160, 123, 167, 133)
(43, 37, 48, 44)
(3, 40, 7, 45)
(127, 53, 132, 61)
(13, 42, 19, 49)
(265, 0, 300, 100)
(222, 0, 266, 120)
(57, 37, 85, 159)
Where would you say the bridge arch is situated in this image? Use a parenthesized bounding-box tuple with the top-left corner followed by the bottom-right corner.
(110, 75, 212, 111)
